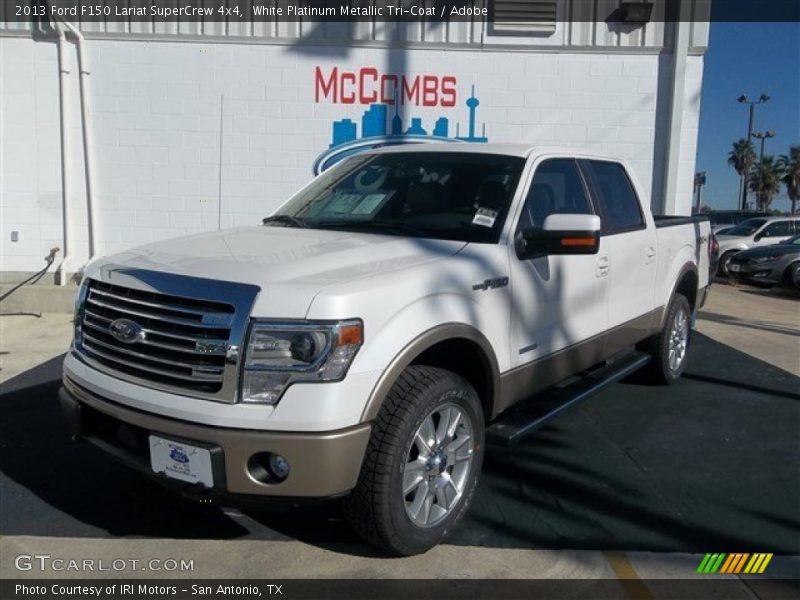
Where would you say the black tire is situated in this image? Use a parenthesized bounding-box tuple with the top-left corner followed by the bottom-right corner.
(638, 294, 692, 385)
(343, 366, 484, 556)
(717, 251, 738, 277)
(782, 262, 800, 289)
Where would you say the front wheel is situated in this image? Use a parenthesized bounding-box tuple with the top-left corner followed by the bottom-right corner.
(783, 262, 800, 289)
(638, 294, 692, 384)
(343, 366, 484, 555)
(717, 251, 738, 277)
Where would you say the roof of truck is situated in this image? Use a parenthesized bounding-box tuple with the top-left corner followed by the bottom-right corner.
(367, 143, 624, 162)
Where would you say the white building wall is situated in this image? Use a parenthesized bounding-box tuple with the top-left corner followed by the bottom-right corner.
(0, 36, 704, 273)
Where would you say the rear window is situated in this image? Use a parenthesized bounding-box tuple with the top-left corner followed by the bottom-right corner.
(584, 161, 644, 234)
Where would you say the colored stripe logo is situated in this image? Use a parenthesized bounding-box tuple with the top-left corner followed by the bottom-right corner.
(697, 553, 773, 574)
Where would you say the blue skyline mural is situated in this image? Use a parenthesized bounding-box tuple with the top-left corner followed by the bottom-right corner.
(329, 85, 488, 148)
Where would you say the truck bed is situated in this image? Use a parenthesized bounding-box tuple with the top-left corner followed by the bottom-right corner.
(653, 215, 711, 229)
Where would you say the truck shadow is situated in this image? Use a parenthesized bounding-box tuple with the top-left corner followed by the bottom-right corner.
(1, 334, 798, 557)
(0, 356, 251, 540)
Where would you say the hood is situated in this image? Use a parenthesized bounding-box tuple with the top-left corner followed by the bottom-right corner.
(734, 243, 800, 259)
(91, 226, 466, 318)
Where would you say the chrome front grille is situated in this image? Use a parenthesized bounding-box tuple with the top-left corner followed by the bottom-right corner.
(74, 268, 260, 402)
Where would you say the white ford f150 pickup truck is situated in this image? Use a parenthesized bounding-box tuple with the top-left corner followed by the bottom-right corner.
(61, 145, 710, 555)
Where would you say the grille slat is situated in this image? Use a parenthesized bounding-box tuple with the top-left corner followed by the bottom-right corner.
(89, 287, 227, 321)
(83, 309, 225, 343)
(82, 319, 224, 355)
(78, 279, 236, 396)
(82, 333, 225, 375)
(81, 344, 224, 384)
(86, 295, 230, 329)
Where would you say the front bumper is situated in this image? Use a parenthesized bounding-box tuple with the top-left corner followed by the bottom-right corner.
(728, 265, 781, 286)
(60, 377, 371, 500)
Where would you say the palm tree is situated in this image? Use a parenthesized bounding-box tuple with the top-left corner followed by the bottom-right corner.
(728, 139, 756, 208)
(777, 146, 800, 215)
(749, 156, 782, 211)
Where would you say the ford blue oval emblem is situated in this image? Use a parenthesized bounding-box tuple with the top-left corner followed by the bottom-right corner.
(109, 318, 144, 344)
(169, 447, 190, 464)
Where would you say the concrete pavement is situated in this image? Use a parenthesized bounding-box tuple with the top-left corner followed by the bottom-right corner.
(0, 313, 74, 382)
(1, 282, 798, 593)
(698, 283, 800, 376)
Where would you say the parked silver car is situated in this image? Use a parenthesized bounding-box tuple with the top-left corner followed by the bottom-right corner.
(728, 235, 800, 288)
(716, 217, 800, 275)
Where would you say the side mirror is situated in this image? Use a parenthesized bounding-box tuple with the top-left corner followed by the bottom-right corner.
(754, 233, 763, 242)
(516, 214, 601, 259)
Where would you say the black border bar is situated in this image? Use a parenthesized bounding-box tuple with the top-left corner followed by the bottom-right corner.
(4, 579, 800, 600)
(3, 0, 800, 24)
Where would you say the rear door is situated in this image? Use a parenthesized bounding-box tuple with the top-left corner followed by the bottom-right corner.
(581, 160, 657, 336)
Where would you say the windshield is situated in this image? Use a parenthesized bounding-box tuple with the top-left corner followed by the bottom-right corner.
(725, 218, 767, 237)
(271, 152, 526, 243)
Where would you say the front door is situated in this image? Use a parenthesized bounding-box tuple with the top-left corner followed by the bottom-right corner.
(508, 158, 609, 374)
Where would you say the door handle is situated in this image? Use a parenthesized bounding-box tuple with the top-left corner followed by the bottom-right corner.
(596, 255, 610, 278)
(645, 246, 656, 263)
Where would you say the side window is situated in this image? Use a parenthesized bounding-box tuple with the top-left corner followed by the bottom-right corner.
(761, 221, 794, 238)
(585, 161, 644, 234)
(517, 159, 593, 231)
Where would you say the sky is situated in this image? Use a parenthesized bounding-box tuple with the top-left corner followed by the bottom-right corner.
(695, 21, 800, 212)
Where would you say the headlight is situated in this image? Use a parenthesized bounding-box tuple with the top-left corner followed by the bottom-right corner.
(751, 255, 779, 264)
(241, 319, 363, 404)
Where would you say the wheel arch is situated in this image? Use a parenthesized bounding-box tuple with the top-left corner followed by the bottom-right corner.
(658, 262, 699, 329)
(360, 324, 500, 424)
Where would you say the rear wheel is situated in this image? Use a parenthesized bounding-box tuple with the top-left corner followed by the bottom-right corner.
(638, 294, 692, 384)
(343, 366, 484, 556)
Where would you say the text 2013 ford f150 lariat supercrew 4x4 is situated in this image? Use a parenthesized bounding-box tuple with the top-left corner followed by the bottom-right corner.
(61, 145, 711, 555)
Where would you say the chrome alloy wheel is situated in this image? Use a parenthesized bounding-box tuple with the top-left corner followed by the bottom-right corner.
(668, 306, 689, 373)
(402, 403, 475, 527)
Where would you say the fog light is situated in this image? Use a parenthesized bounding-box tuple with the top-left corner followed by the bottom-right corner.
(247, 452, 290, 484)
(269, 454, 290, 479)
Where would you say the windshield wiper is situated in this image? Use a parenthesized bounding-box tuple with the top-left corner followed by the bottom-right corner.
(262, 215, 307, 228)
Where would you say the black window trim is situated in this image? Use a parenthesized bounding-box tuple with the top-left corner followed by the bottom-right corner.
(513, 157, 599, 249)
(579, 159, 647, 237)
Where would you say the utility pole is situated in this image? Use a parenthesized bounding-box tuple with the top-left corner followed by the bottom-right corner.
(738, 94, 770, 210)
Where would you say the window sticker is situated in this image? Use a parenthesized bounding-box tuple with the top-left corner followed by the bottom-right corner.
(325, 191, 364, 215)
(352, 192, 391, 215)
(472, 207, 498, 228)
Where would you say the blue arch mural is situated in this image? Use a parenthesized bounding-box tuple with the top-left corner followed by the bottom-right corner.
(314, 85, 488, 174)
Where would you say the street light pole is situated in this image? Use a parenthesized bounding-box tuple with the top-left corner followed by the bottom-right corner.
(693, 171, 706, 214)
(738, 94, 770, 210)
(752, 130, 776, 162)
